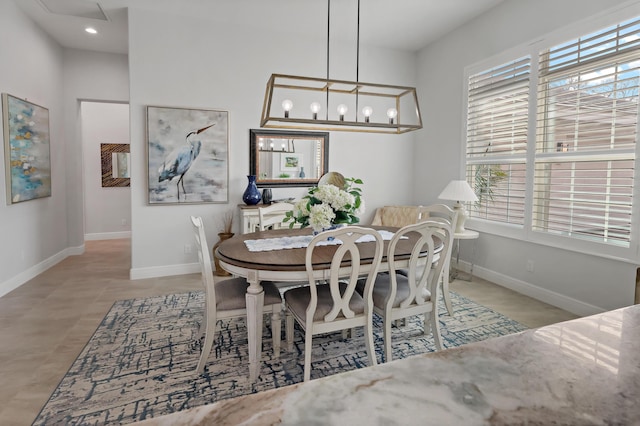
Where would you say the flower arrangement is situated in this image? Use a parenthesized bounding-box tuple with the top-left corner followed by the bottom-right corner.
(284, 177, 365, 232)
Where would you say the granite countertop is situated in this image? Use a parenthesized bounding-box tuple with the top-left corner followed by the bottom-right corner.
(137, 305, 640, 425)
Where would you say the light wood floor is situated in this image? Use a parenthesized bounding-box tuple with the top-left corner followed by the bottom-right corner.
(0, 239, 578, 425)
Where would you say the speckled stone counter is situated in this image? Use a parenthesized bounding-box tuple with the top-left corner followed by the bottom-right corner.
(137, 305, 640, 425)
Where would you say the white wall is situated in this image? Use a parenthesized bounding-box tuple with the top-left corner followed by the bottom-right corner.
(416, 0, 639, 314)
(0, 8, 129, 296)
(127, 7, 418, 278)
(62, 49, 129, 248)
(81, 102, 131, 239)
(0, 1, 68, 296)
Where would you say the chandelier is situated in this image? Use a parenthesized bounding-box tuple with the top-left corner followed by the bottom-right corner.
(260, 0, 423, 134)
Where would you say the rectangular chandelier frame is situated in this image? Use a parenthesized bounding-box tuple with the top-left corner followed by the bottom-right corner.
(260, 74, 423, 134)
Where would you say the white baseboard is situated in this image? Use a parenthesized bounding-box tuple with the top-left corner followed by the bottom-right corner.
(130, 262, 200, 280)
(85, 231, 131, 241)
(456, 260, 604, 317)
(0, 244, 85, 298)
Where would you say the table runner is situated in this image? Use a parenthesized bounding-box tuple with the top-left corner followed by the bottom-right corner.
(244, 230, 398, 252)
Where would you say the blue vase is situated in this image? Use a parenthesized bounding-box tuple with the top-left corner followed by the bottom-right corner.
(299, 167, 306, 178)
(242, 175, 261, 205)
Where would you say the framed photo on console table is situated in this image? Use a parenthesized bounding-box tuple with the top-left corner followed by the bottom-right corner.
(147, 106, 229, 204)
(2, 93, 51, 204)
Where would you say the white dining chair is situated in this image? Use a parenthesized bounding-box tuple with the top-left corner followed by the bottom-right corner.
(191, 216, 283, 374)
(284, 226, 384, 381)
(416, 204, 459, 316)
(257, 202, 295, 231)
(361, 220, 454, 363)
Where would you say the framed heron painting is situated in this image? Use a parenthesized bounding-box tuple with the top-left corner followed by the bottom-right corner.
(2, 93, 51, 204)
(146, 106, 229, 204)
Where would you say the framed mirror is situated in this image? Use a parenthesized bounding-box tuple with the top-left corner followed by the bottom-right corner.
(101, 143, 130, 187)
(250, 129, 329, 188)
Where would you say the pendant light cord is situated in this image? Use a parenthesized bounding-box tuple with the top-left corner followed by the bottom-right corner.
(326, 0, 361, 121)
(326, 0, 330, 120)
(356, 0, 360, 83)
(356, 0, 360, 121)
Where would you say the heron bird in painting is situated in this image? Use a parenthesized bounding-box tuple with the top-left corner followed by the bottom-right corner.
(158, 123, 215, 201)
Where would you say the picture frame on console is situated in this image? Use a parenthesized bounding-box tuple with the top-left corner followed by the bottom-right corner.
(147, 106, 229, 204)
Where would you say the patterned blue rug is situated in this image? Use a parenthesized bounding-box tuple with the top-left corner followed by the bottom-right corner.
(33, 290, 527, 425)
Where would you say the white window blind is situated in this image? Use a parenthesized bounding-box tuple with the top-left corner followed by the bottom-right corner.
(465, 57, 530, 225)
(534, 18, 640, 247)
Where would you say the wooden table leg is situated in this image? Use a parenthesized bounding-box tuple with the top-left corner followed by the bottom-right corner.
(245, 270, 264, 383)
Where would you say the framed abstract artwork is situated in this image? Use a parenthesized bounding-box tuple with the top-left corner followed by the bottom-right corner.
(2, 93, 51, 204)
(147, 106, 229, 204)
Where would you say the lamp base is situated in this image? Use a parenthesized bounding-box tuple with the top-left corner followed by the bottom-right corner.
(452, 201, 469, 234)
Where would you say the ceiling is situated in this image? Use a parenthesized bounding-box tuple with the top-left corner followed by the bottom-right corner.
(16, 0, 504, 55)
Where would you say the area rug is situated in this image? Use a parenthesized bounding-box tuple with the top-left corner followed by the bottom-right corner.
(33, 290, 527, 425)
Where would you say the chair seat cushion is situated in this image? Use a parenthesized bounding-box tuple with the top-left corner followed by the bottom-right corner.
(215, 278, 282, 310)
(284, 282, 365, 322)
(357, 273, 431, 309)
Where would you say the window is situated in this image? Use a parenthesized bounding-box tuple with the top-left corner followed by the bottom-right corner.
(466, 57, 530, 225)
(534, 19, 639, 247)
(465, 17, 640, 252)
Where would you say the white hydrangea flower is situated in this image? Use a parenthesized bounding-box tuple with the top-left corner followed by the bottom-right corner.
(308, 203, 336, 231)
(293, 198, 310, 217)
(315, 184, 354, 212)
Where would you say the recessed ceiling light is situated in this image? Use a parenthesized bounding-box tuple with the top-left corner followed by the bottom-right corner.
(85, 27, 97, 34)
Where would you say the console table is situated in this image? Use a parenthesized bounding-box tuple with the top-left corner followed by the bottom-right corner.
(238, 204, 264, 234)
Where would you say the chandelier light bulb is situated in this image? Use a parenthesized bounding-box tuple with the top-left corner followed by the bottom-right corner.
(282, 99, 293, 118)
(310, 102, 321, 119)
(337, 104, 348, 121)
(387, 107, 398, 124)
(362, 106, 373, 123)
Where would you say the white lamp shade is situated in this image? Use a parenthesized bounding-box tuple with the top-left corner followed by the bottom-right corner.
(438, 180, 478, 202)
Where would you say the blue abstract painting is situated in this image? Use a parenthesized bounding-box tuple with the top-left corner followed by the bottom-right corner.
(2, 93, 51, 204)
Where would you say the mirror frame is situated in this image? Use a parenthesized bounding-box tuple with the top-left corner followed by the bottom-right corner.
(249, 129, 329, 188)
(101, 143, 130, 187)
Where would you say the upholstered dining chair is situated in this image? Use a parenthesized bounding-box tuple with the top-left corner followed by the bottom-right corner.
(258, 202, 295, 231)
(190, 216, 283, 374)
(415, 204, 459, 316)
(361, 220, 454, 363)
(284, 226, 384, 382)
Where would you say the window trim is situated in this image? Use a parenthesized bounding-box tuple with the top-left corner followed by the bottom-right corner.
(461, 3, 640, 264)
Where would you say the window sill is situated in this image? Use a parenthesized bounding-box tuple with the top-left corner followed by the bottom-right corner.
(467, 218, 639, 265)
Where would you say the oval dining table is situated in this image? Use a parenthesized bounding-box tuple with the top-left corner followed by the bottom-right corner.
(215, 225, 442, 383)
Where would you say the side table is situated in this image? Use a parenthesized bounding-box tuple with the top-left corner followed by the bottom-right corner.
(450, 229, 479, 282)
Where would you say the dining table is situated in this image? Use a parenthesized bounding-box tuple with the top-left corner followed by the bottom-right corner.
(215, 225, 442, 382)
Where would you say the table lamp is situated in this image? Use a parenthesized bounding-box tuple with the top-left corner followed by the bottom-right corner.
(438, 180, 478, 234)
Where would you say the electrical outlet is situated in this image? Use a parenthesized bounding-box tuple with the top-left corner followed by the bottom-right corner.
(526, 260, 534, 272)
(121, 218, 127, 226)
(184, 244, 192, 254)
